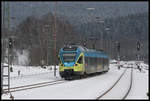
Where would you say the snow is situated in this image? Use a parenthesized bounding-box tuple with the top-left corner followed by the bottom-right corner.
(126, 68, 149, 99)
(4, 65, 61, 87)
(110, 59, 118, 64)
(2, 61, 149, 99)
(16, 50, 29, 65)
(100, 68, 131, 99)
(11, 49, 30, 66)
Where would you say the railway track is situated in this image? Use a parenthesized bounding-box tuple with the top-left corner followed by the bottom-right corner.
(3, 79, 67, 93)
(3, 70, 108, 94)
(122, 67, 133, 99)
(96, 67, 133, 100)
(3, 67, 134, 99)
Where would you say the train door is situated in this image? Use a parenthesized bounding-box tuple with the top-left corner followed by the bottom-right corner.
(98, 58, 103, 72)
(76, 54, 84, 73)
(84, 57, 89, 74)
(103, 58, 108, 71)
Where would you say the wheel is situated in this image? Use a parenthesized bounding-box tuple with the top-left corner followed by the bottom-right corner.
(83, 72, 87, 78)
(64, 77, 68, 80)
(79, 75, 83, 79)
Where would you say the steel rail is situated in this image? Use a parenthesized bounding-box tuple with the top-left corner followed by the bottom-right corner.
(3, 79, 66, 93)
(3, 70, 109, 93)
(96, 68, 128, 100)
(122, 67, 133, 99)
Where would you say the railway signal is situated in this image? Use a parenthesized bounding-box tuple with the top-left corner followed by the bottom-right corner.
(136, 41, 141, 60)
(9, 38, 12, 48)
(115, 41, 120, 70)
(83, 41, 87, 47)
(137, 41, 140, 51)
(115, 41, 120, 53)
(115, 41, 120, 57)
(117, 42, 120, 53)
(136, 41, 141, 71)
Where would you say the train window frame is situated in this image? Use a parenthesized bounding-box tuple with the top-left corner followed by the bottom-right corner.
(77, 56, 83, 64)
(89, 57, 92, 65)
(87, 57, 90, 65)
(58, 56, 61, 63)
(95, 57, 97, 66)
(62, 52, 77, 62)
(92, 58, 94, 65)
(63, 46, 78, 51)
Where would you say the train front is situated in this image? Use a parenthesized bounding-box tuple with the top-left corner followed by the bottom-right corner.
(58, 45, 84, 79)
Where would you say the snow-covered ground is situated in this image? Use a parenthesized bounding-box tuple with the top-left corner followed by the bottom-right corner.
(2, 61, 149, 99)
(4, 65, 61, 87)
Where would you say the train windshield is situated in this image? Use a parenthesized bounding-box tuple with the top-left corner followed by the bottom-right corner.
(62, 53, 76, 62)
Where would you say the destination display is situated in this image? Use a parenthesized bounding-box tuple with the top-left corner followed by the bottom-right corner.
(63, 46, 77, 51)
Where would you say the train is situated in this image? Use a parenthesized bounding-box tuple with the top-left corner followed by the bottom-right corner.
(58, 45, 109, 80)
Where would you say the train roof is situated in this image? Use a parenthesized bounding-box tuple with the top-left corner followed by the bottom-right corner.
(61, 45, 109, 58)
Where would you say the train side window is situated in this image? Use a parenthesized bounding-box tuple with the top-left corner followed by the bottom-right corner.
(90, 58, 92, 65)
(99, 58, 102, 64)
(103, 58, 105, 65)
(92, 58, 95, 65)
(95, 58, 97, 64)
(99, 58, 101, 64)
(90, 57, 92, 65)
(91, 58, 94, 65)
(104, 59, 107, 65)
(85, 57, 88, 63)
(102, 58, 104, 64)
(77, 56, 83, 64)
(92, 58, 94, 65)
(88, 57, 90, 65)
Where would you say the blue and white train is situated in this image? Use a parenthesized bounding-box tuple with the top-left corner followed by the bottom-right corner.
(58, 45, 109, 80)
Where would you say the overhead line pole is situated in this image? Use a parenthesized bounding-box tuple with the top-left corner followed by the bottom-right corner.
(1, 1, 5, 96)
(2, 2, 14, 99)
(53, 2, 57, 77)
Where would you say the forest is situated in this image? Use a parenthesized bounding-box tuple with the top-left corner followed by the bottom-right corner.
(2, 11, 148, 65)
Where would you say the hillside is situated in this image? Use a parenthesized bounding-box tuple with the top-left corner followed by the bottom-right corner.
(78, 12, 148, 63)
